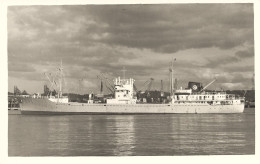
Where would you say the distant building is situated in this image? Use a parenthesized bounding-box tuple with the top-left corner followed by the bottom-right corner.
(32, 93, 41, 98)
(20, 94, 30, 98)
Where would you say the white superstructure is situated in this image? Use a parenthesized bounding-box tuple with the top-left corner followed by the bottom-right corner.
(174, 89, 243, 106)
(49, 96, 69, 103)
(107, 77, 137, 104)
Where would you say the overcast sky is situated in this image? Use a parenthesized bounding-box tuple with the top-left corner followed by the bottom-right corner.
(8, 4, 254, 94)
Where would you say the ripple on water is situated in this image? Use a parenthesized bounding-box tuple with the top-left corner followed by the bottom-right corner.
(8, 108, 255, 156)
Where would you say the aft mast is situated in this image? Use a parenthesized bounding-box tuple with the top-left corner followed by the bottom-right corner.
(169, 58, 176, 104)
(169, 58, 175, 95)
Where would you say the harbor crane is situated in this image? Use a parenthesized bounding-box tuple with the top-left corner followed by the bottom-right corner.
(139, 78, 154, 93)
(97, 73, 115, 94)
(146, 78, 154, 92)
(133, 84, 138, 93)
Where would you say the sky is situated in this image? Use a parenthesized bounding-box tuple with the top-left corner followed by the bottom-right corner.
(7, 4, 255, 94)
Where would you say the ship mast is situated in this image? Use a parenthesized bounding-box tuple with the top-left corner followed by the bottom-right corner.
(171, 59, 174, 94)
(59, 60, 63, 98)
(169, 62, 172, 94)
(169, 58, 175, 95)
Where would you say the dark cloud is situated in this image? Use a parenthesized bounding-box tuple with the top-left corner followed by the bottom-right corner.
(7, 4, 255, 92)
(9, 4, 253, 53)
(235, 47, 254, 58)
(75, 4, 254, 53)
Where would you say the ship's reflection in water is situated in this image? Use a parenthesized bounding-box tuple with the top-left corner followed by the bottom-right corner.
(112, 115, 136, 155)
(8, 108, 254, 156)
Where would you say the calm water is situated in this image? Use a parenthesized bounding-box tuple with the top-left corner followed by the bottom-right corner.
(8, 108, 255, 156)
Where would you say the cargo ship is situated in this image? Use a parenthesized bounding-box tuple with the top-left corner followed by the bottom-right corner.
(20, 60, 245, 114)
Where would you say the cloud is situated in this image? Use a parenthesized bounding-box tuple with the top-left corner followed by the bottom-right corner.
(235, 46, 254, 58)
(78, 4, 254, 53)
(7, 4, 255, 92)
(8, 4, 254, 53)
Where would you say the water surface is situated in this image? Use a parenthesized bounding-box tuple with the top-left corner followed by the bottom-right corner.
(8, 108, 255, 156)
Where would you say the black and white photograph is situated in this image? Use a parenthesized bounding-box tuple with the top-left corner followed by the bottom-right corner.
(1, 0, 258, 160)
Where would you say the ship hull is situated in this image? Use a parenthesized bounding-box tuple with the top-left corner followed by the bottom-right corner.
(20, 98, 245, 114)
